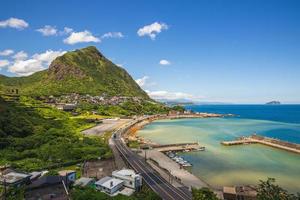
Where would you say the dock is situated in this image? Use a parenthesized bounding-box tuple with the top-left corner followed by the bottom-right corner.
(147, 142, 205, 152)
(221, 134, 300, 154)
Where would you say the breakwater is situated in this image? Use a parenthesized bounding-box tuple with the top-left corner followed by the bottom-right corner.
(221, 134, 300, 154)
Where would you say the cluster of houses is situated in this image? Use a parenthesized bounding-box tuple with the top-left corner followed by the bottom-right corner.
(75, 168, 142, 196)
(41, 93, 145, 110)
(0, 166, 142, 199)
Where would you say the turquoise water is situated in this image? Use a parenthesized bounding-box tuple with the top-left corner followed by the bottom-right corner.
(137, 105, 300, 192)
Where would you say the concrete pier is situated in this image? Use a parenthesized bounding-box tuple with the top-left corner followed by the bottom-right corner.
(148, 142, 205, 152)
(221, 134, 300, 154)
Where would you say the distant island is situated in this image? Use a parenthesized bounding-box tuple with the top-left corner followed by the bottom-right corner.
(266, 101, 281, 105)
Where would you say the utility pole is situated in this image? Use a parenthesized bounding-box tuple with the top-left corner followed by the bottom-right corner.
(3, 177, 7, 200)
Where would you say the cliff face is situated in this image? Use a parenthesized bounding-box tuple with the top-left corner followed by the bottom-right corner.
(0, 46, 149, 98)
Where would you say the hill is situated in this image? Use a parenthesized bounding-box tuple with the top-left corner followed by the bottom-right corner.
(0, 46, 149, 98)
(266, 101, 281, 105)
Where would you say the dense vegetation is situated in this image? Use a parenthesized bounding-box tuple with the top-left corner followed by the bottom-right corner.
(256, 178, 300, 200)
(191, 187, 218, 200)
(0, 96, 111, 171)
(0, 46, 149, 98)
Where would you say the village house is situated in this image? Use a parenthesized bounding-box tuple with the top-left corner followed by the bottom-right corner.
(56, 103, 77, 111)
(95, 176, 124, 196)
(0, 172, 31, 187)
(223, 186, 257, 200)
(112, 169, 142, 191)
(168, 110, 180, 116)
(74, 177, 95, 187)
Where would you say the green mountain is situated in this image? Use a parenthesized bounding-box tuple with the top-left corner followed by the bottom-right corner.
(0, 46, 149, 98)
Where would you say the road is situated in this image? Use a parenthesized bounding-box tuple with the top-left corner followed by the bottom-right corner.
(82, 119, 131, 136)
(112, 119, 192, 200)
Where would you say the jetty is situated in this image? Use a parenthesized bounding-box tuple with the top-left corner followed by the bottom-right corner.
(221, 134, 300, 154)
(145, 142, 205, 152)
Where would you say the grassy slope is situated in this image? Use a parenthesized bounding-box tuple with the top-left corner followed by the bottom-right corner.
(0, 96, 111, 171)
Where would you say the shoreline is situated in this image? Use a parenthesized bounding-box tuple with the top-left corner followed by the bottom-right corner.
(122, 113, 227, 194)
(122, 113, 300, 195)
(124, 113, 231, 143)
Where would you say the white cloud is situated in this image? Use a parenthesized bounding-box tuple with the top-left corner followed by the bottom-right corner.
(0, 60, 10, 68)
(102, 32, 124, 39)
(63, 30, 100, 45)
(146, 90, 202, 101)
(0, 49, 14, 56)
(159, 59, 171, 65)
(0, 18, 28, 29)
(32, 50, 65, 65)
(137, 22, 168, 40)
(8, 50, 66, 76)
(135, 76, 149, 87)
(61, 27, 73, 35)
(36, 25, 57, 36)
(12, 51, 28, 61)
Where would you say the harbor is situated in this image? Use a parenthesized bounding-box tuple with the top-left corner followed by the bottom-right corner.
(221, 134, 300, 154)
(137, 149, 211, 189)
(166, 152, 193, 167)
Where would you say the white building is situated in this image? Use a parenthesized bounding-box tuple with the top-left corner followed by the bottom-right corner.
(112, 169, 142, 190)
(95, 176, 124, 196)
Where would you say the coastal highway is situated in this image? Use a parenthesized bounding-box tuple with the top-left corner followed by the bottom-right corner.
(112, 119, 192, 200)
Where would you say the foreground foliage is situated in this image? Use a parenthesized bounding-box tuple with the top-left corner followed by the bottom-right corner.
(192, 187, 218, 200)
(0, 96, 111, 171)
(256, 178, 300, 200)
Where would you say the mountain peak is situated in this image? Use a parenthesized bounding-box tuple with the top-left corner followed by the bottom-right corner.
(1, 46, 149, 98)
(76, 46, 104, 57)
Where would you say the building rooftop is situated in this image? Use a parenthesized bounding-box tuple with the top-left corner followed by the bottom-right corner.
(0, 172, 31, 184)
(223, 186, 236, 194)
(112, 169, 138, 178)
(27, 176, 68, 189)
(95, 176, 123, 190)
(58, 170, 76, 177)
(74, 177, 94, 187)
(29, 171, 42, 180)
(223, 186, 257, 197)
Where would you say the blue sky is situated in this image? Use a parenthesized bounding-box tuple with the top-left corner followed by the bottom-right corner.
(0, 0, 300, 103)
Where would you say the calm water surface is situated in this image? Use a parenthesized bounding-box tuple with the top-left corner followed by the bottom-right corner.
(137, 105, 300, 192)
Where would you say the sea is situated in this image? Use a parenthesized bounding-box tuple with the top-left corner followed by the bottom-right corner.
(137, 105, 300, 192)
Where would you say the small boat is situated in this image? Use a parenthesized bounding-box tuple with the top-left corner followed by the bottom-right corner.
(178, 160, 186, 164)
(167, 152, 175, 158)
(176, 158, 184, 162)
(182, 163, 192, 167)
(197, 147, 205, 151)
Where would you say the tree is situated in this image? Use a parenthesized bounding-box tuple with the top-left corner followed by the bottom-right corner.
(172, 105, 185, 113)
(192, 187, 219, 200)
(256, 178, 299, 200)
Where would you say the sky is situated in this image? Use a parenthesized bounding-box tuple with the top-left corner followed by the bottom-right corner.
(0, 0, 300, 104)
